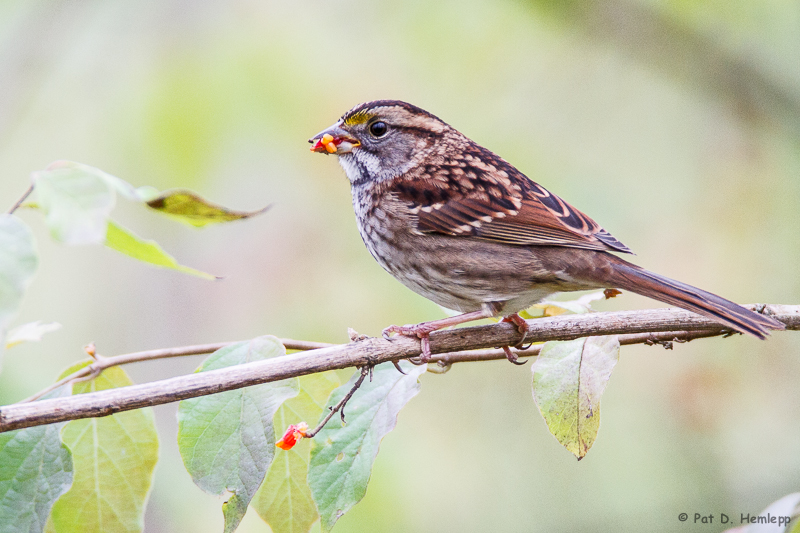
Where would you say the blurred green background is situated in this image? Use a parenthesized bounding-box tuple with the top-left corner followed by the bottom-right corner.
(1, 1, 799, 531)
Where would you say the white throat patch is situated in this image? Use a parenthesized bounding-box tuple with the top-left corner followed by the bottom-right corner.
(338, 151, 382, 184)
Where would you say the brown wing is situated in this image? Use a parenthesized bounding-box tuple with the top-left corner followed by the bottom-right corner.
(391, 144, 632, 254)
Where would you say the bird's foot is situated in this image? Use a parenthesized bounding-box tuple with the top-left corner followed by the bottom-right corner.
(382, 323, 438, 365)
(382, 308, 501, 366)
(502, 313, 530, 345)
(501, 313, 530, 365)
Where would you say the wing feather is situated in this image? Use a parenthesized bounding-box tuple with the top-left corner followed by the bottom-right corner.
(391, 144, 632, 254)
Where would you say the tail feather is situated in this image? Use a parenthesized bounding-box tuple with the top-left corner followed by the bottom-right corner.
(603, 256, 784, 339)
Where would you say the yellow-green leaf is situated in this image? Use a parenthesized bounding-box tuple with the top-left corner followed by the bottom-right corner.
(146, 190, 269, 228)
(524, 291, 608, 318)
(531, 336, 620, 460)
(46, 363, 159, 533)
(30, 161, 254, 279)
(105, 220, 217, 280)
(253, 371, 341, 533)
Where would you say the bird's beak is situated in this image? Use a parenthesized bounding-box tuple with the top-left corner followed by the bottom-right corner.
(308, 121, 360, 155)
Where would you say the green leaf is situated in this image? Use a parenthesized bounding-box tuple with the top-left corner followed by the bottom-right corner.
(47, 363, 159, 533)
(32, 162, 118, 245)
(0, 387, 73, 533)
(5, 321, 61, 350)
(178, 336, 299, 533)
(30, 161, 258, 278)
(308, 362, 426, 532)
(146, 190, 270, 228)
(531, 336, 620, 459)
(0, 215, 38, 368)
(253, 371, 342, 533)
(105, 220, 217, 280)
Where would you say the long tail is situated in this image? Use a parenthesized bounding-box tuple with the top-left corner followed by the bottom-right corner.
(600, 255, 784, 339)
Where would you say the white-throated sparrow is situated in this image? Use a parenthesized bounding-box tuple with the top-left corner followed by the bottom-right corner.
(310, 100, 783, 363)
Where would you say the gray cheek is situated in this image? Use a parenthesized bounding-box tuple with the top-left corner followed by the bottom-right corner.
(372, 146, 419, 183)
(383, 138, 416, 168)
(341, 136, 418, 185)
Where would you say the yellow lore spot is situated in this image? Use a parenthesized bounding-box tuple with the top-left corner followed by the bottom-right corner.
(343, 112, 372, 126)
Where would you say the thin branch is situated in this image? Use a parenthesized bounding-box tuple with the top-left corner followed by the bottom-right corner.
(430, 327, 728, 366)
(1, 304, 798, 433)
(23, 338, 334, 402)
(305, 366, 370, 438)
(7, 184, 33, 214)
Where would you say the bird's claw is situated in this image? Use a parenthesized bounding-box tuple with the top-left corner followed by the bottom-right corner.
(382, 324, 413, 340)
(382, 323, 434, 338)
(503, 313, 531, 348)
(408, 335, 432, 365)
(382, 324, 433, 364)
(502, 345, 527, 365)
(391, 360, 407, 374)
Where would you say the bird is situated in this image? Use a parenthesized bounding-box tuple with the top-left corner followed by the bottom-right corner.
(309, 100, 784, 364)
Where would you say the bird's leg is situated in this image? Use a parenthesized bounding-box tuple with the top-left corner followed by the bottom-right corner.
(500, 313, 530, 365)
(383, 303, 501, 364)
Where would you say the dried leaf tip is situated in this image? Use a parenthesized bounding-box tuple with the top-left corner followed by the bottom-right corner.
(603, 288, 622, 299)
(276, 422, 309, 450)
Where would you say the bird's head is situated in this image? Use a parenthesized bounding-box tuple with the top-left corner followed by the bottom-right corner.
(309, 100, 449, 185)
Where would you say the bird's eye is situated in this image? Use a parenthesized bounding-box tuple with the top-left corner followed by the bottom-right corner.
(369, 121, 388, 137)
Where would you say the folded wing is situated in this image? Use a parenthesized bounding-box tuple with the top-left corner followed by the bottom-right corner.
(391, 146, 632, 254)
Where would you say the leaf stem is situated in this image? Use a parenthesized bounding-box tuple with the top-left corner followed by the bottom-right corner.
(7, 184, 34, 214)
